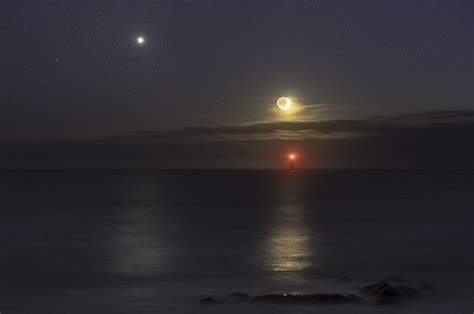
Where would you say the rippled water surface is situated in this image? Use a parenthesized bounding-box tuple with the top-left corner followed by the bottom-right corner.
(0, 170, 472, 313)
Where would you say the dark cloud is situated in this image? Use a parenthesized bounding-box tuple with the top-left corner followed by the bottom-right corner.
(131, 119, 375, 141)
(127, 109, 474, 141)
(377, 110, 474, 123)
(1, 110, 473, 169)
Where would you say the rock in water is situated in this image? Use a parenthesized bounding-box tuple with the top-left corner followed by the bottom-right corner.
(200, 293, 251, 304)
(252, 293, 363, 304)
(360, 281, 421, 304)
(378, 277, 436, 291)
(200, 296, 218, 304)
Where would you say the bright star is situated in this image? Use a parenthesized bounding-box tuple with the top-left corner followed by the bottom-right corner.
(136, 36, 145, 45)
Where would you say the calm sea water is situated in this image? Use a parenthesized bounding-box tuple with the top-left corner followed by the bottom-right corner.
(0, 170, 473, 313)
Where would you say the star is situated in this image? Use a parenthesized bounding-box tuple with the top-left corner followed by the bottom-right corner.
(136, 36, 145, 45)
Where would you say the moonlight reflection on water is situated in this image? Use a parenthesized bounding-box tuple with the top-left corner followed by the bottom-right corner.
(262, 203, 314, 284)
(258, 173, 317, 284)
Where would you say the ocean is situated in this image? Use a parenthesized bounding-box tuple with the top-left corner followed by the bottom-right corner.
(0, 170, 472, 313)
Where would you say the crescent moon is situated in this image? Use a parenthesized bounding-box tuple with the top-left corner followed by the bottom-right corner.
(277, 97, 292, 111)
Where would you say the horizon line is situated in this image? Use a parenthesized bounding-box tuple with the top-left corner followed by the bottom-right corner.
(1, 167, 473, 172)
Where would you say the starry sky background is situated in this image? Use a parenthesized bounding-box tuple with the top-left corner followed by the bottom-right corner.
(1, 0, 473, 168)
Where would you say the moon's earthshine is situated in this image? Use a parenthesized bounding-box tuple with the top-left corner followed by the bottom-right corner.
(277, 97, 292, 111)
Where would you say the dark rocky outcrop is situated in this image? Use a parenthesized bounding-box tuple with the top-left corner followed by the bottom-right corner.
(360, 281, 420, 304)
(200, 293, 251, 304)
(252, 293, 363, 304)
(199, 296, 218, 304)
(200, 278, 433, 306)
(378, 277, 435, 292)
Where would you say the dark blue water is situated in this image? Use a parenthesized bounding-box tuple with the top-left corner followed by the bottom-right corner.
(0, 170, 473, 313)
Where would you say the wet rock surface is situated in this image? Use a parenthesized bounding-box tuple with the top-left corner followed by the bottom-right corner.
(200, 293, 363, 305)
(359, 281, 421, 304)
(199, 296, 218, 304)
(200, 278, 432, 306)
(377, 277, 436, 292)
(252, 293, 363, 304)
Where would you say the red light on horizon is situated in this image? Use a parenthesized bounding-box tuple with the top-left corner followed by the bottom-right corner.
(289, 154, 296, 160)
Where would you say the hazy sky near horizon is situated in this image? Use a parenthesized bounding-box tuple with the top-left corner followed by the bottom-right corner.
(1, 0, 473, 168)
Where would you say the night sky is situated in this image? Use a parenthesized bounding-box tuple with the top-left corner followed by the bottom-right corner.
(1, 0, 473, 168)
